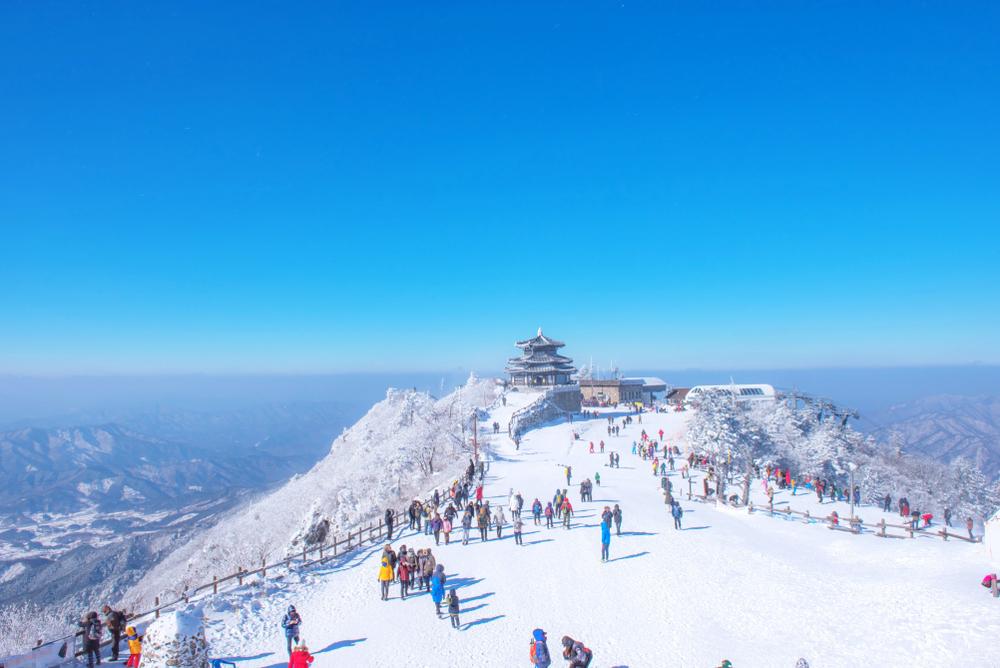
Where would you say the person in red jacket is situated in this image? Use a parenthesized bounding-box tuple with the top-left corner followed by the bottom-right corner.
(288, 643, 314, 668)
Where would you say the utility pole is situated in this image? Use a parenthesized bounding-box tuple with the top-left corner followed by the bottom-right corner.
(848, 462, 857, 520)
(472, 410, 478, 462)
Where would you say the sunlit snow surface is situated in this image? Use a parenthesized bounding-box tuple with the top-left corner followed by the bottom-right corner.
(197, 401, 999, 667)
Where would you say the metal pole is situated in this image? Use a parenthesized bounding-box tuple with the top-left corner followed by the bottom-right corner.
(849, 467, 855, 520)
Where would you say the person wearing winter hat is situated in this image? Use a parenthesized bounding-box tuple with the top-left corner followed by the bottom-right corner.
(288, 642, 314, 668)
(430, 563, 447, 616)
(561, 635, 592, 667)
(281, 605, 302, 655)
(530, 628, 551, 667)
(795, 659, 810, 668)
(377, 558, 394, 601)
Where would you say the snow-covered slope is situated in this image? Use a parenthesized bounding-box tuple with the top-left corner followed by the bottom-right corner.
(128, 377, 501, 606)
(197, 402, 999, 667)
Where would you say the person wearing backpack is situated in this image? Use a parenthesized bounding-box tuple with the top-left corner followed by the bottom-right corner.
(102, 604, 127, 661)
(78, 611, 103, 668)
(671, 501, 684, 530)
(561, 635, 592, 667)
(530, 628, 552, 667)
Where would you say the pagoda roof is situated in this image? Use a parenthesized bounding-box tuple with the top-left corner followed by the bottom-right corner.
(510, 351, 574, 365)
(515, 327, 565, 349)
(505, 363, 577, 375)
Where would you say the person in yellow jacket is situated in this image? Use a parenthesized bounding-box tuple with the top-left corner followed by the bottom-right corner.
(124, 626, 142, 667)
(378, 558, 394, 601)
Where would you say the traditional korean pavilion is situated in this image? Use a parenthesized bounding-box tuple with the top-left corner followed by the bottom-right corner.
(506, 328, 577, 387)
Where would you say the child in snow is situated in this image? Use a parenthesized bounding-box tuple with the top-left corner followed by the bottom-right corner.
(288, 643, 314, 668)
(446, 588, 461, 629)
(124, 626, 142, 667)
(514, 516, 524, 545)
(595, 472, 601, 486)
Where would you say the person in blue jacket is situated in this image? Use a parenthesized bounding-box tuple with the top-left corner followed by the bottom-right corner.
(531, 628, 552, 667)
(671, 502, 683, 530)
(281, 605, 302, 655)
(430, 563, 447, 617)
(600, 519, 611, 562)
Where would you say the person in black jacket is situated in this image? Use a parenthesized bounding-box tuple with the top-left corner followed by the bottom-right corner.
(102, 605, 126, 661)
(384, 509, 395, 540)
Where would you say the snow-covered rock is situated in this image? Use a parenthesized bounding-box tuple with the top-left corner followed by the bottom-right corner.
(140, 608, 210, 668)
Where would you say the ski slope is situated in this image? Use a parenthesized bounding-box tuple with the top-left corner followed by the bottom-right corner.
(203, 400, 999, 667)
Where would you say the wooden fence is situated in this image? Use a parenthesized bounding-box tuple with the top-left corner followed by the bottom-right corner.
(682, 490, 978, 544)
(31, 479, 468, 662)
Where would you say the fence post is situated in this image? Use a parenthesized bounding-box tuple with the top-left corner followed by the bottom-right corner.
(238, 568, 244, 586)
(804, 510, 810, 522)
(262, 557, 267, 579)
(183, 587, 189, 603)
(213, 576, 218, 594)
(155, 597, 160, 619)
(319, 545, 324, 562)
(940, 529, 948, 541)
(908, 521, 914, 539)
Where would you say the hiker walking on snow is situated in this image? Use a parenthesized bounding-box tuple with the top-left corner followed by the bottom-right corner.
(566, 466, 573, 486)
(545, 502, 555, 529)
(532, 498, 543, 525)
(446, 588, 461, 629)
(612, 504, 622, 535)
(671, 502, 683, 530)
(281, 605, 302, 655)
(430, 564, 447, 616)
(514, 515, 524, 545)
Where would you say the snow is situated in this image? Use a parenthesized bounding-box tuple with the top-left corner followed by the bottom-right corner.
(129, 377, 503, 605)
(0, 563, 25, 584)
(986, 509, 1000, 570)
(195, 401, 1000, 667)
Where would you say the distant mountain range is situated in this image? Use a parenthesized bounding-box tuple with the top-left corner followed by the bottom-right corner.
(864, 394, 1000, 479)
(0, 400, 363, 613)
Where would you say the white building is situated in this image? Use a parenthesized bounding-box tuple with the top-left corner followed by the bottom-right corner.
(685, 383, 776, 406)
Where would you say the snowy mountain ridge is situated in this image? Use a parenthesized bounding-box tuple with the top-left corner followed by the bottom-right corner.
(126, 377, 501, 608)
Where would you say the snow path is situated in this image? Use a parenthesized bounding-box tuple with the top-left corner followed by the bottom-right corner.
(204, 404, 999, 667)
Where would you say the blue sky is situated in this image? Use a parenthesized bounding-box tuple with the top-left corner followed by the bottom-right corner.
(1, 2, 997, 373)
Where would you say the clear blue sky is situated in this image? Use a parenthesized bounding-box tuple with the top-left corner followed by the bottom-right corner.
(1, 2, 997, 373)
